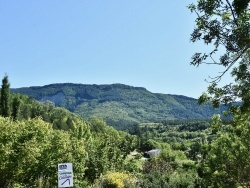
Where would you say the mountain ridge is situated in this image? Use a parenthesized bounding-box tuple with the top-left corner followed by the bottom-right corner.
(11, 83, 226, 127)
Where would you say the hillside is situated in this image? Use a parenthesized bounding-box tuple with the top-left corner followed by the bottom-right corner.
(12, 83, 227, 127)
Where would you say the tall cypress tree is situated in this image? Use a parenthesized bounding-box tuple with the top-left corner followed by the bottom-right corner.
(1, 75, 10, 117)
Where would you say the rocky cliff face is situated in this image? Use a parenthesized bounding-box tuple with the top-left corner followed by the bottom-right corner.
(40, 92, 66, 105)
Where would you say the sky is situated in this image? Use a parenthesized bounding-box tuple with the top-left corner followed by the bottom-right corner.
(0, 1, 231, 98)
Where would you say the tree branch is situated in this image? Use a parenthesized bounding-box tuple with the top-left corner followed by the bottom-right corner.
(226, 0, 238, 27)
(208, 47, 249, 83)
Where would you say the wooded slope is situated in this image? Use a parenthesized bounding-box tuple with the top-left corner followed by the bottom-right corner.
(12, 83, 226, 127)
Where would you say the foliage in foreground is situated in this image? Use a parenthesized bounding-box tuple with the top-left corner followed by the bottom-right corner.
(0, 116, 137, 187)
(92, 171, 137, 188)
(198, 111, 250, 187)
(0, 117, 88, 187)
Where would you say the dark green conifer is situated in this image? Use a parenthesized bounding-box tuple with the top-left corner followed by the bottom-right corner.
(1, 75, 10, 117)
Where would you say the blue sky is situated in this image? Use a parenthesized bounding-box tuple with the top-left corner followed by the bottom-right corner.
(0, 1, 231, 98)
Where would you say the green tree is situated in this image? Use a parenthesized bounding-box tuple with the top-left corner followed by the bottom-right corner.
(12, 95, 21, 120)
(198, 112, 250, 187)
(0, 75, 10, 117)
(0, 117, 88, 187)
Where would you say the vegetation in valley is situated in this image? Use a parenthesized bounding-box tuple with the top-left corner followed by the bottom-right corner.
(1, 75, 206, 187)
(0, 75, 233, 187)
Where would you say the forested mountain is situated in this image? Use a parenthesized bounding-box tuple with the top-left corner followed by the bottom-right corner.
(12, 83, 227, 128)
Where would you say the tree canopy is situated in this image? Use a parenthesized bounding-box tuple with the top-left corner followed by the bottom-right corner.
(188, 0, 250, 110)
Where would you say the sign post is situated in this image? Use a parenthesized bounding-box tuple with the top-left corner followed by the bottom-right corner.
(58, 163, 73, 187)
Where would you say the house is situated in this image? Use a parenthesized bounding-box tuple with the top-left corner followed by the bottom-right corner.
(145, 149, 160, 158)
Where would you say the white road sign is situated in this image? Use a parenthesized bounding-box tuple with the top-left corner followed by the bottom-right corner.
(58, 163, 73, 187)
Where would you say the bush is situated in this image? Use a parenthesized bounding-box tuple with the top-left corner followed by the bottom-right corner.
(94, 172, 137, 188)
